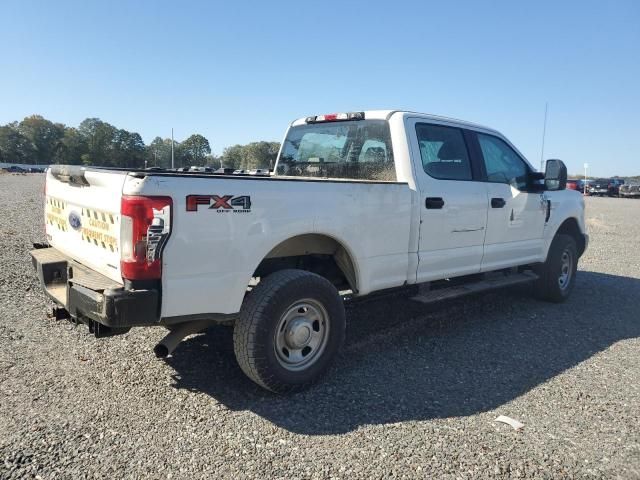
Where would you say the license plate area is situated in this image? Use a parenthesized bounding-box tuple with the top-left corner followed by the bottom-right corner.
(30, 247, 122, 307)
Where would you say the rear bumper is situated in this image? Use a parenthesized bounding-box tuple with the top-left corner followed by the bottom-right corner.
(30, 246, 160, 329)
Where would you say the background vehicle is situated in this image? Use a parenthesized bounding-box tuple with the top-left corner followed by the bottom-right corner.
(248, 168, 270, 176)
(609, 178, 625, 196)
(5, 165, 26, 173)
(589, 178, 613, 196)
(31, 110, 587, 392)
(189, 166, 214, 173)
(619, 184, 640, 198)
(567, 179, 579, 191)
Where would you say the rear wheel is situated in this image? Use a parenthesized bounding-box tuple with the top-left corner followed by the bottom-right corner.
(233, 269, 346, 393)
(533, 234, 578, 303)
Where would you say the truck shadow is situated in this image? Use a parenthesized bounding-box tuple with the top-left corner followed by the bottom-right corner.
(164, 270, 640, 435)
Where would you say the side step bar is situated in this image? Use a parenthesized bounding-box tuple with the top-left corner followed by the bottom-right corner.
(410, 271, 538, 305)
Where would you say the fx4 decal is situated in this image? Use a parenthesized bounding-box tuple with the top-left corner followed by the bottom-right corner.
(186, 195, 252, 212)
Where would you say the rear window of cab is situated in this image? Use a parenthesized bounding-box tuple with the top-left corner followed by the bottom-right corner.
(276, 120, 396, 181)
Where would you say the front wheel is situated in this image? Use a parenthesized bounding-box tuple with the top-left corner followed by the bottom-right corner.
(533, 234, 578, 303)
(233, 269, 346, 393)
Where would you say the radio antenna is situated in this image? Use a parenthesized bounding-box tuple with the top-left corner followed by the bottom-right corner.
(539, 102, 548, 172)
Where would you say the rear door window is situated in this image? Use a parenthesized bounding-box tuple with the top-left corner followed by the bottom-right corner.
(415, 123, 473, 181)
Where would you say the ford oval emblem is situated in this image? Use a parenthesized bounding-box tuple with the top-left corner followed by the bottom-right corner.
(68, 211, 82, 231)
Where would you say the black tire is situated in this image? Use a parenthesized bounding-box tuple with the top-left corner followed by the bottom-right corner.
(533, 234, 578, 303)
(233, 269, 346, 393)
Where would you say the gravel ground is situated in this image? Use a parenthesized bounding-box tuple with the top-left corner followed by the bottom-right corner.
(1, 173, 639, 479)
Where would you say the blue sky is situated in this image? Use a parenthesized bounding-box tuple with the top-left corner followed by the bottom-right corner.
(2, 0, 639, 176)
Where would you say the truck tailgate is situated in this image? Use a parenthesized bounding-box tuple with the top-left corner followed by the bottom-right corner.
(45, 167, 127, 284)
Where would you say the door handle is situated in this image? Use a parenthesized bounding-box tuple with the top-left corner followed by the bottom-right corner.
(425, 197, 445, 209)
(491, 197, 506, 208)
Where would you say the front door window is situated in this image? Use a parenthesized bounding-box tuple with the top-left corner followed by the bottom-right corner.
(477, 134, 529, 189)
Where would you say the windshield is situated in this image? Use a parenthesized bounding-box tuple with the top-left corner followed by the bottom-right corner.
(275, 120, 396, 181)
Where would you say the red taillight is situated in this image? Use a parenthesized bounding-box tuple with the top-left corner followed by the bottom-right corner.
(120, 195, 172, 280)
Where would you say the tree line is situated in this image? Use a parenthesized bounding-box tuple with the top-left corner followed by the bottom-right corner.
(0, 115, 280, 170)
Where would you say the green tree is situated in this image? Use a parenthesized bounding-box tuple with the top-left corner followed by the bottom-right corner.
(1, 113, 283, 171)
(0, 124, 37, 164)
(110, 129, 145, 168)
(146, 136, 168, 168)
(78, 118, 117, 166)
(243, 141, 280, 169)
(204, 153, 220, 168)
(220, 144, 245, 170)
(181, 134, 211, 166)
(17, 115, 65, 165)
(53, 127, 87, 165)
(146, 136, 181, 168)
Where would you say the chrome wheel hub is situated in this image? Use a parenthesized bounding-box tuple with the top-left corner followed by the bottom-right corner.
(274, 300, 329, 371)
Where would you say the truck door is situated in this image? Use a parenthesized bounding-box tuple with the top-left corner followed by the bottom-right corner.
(472, 132, 546, 270)
(407, 119, 489, 282)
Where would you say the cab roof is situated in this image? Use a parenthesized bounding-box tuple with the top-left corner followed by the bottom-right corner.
(290, 110, 500, 135)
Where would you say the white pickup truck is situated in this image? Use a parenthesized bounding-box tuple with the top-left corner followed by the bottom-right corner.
(31, 110, 588, 392)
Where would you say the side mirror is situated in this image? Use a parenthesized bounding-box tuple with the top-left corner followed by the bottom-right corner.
(544, 159, 567, 191)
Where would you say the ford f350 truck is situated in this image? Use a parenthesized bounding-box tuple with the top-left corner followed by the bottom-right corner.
(31, 110, 588, 392)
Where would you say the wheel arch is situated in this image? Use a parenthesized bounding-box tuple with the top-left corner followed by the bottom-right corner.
(552, 217, 586, 258)
(250, 233, 360, 293)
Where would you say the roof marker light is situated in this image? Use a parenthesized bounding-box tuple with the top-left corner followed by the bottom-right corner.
(305, 112, 365, 123)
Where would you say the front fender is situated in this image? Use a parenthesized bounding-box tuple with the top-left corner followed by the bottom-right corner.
(541, 190, 587, 261)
